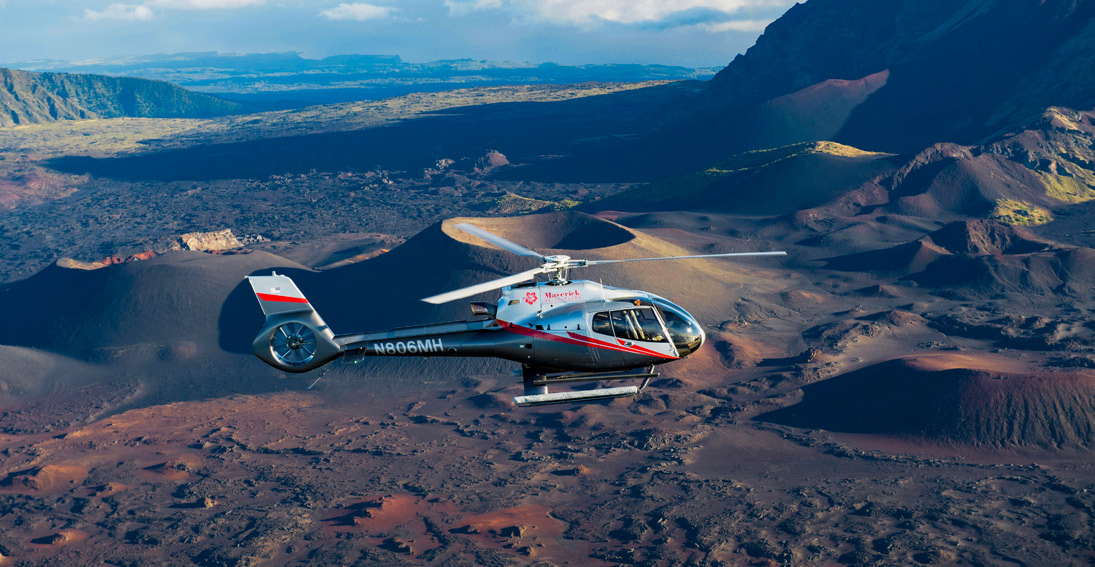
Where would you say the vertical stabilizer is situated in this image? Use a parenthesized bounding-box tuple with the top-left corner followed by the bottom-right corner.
(247, 272, 314, 316)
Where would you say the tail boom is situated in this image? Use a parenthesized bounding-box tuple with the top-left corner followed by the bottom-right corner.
(246, 273, 531, 373)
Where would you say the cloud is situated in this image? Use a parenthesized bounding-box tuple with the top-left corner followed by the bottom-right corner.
(446, 0, 791, 31)
(83, 0, 263, 22)
(699, 18, 772, 32)
(318, 3, 393, 21)
(146, 0, 265, 8)
(84, 3, 155, 21)
(445, 0, 503, 16)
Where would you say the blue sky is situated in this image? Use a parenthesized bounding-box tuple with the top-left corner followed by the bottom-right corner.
(0, 0, 797, 67)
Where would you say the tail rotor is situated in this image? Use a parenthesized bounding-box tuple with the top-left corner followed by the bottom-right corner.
(247, 272, 341, 372)
(270, 322, 319, 368)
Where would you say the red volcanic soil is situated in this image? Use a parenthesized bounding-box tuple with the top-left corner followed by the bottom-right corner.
(324, 494, 448, 532)
(323, 494, 455, 557)
(140, 455, 202, 482)
(454, 504, 560, 535)
(0, 344, 1093, 566)
(0, 463, 88, 494)
(29, 529, 89, 548)
(0, 168, 75, 209)
(452, 504, 587, 563)
(321, 497, 587, 561)
(84, 482, 127, 497)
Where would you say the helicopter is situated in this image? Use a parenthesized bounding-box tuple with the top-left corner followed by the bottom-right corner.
(246, 223, 785, 407)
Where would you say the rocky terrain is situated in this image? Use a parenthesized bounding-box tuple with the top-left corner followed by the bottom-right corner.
(1, 210, 1094, 566)
(2, 0, 1095, 565)
(0, 80, 669, 282)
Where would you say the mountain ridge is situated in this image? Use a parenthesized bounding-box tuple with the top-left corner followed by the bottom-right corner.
(704, 0, 1095, 153)
(0, 67, 245, 127)
(6, 51, 718, 106)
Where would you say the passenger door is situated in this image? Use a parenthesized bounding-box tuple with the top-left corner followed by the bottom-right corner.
(587, 311, 625, 368)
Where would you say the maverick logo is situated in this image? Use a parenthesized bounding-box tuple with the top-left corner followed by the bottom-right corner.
(524, 292, 538, 305)
(544, 290, 581, 302)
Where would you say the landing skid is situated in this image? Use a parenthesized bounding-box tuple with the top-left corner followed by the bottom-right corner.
(513, 366, 657, 407)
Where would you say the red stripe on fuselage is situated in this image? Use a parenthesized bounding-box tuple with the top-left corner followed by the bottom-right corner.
(498, 320, 678, 360)
(256, 293, 310, 304)
(576, 332, 674, 359)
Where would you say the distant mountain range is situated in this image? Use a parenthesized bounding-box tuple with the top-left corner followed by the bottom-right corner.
(541, 0, 1095, 182)
(5, 52, 719, 106)
(698, 0, 1095, 154)
(0, 68, 244, 127)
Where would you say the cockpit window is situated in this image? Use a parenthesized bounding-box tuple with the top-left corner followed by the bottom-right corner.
(610, 308, 667, 343)
(652, 300, 704, 356)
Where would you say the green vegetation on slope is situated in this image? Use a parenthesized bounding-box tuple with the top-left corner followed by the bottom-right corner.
(487, 193, 580, 215)
(1039, 171, 1095, 203)
(0, 68, 244, 127)
(586, 141, 894, 215)
(990, 198, 1053, 226)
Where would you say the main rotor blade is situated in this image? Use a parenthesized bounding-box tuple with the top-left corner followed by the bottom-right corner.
(454, 223, 545, 259)
(583, 251, 788, 265)
(421, 267, 547, 304)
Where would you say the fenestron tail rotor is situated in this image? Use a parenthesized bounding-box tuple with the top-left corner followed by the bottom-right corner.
(271, 322, 318, 367)
(422, 223, 787, 304)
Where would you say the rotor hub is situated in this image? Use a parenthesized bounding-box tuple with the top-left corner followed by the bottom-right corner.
(271, 323, 318, 367)
(420, 222, 786, 305)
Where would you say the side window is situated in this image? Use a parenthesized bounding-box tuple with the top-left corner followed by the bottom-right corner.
(592, 312, 613, 336)
(611, 309, 667, 343)
(611, 310, 638, 341)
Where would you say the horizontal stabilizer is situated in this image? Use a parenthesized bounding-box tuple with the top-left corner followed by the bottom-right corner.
(513, 386, 640, 407)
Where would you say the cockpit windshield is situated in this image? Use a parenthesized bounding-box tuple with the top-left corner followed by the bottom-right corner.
(611, 308, 666, 343)
(651, 299, 704, 356)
